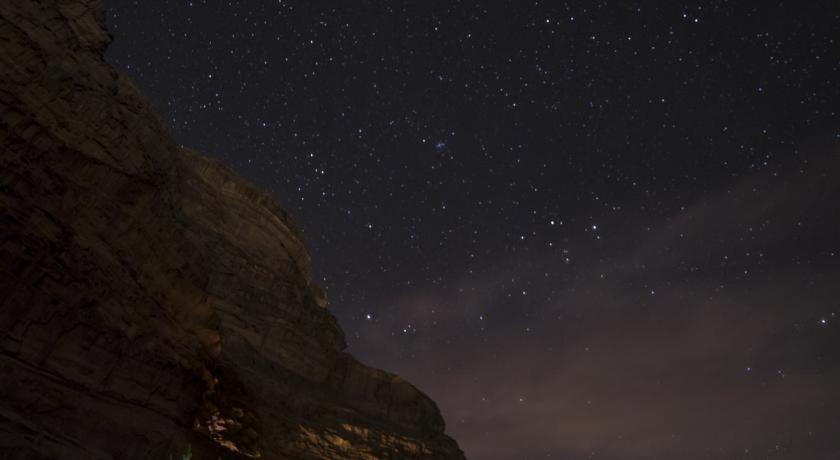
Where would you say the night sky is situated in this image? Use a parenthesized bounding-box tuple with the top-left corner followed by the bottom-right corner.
(105, 1, 840, 458)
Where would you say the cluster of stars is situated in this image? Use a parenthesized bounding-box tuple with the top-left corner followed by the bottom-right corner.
(107, 1, 840, 458)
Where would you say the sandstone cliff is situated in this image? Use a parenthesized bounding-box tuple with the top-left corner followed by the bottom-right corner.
(0, 1, 464, 458)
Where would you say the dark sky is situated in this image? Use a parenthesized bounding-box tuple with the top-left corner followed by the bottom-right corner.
(105, 1, 840, 458)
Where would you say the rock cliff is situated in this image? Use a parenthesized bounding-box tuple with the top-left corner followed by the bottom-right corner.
(0, 1, 464, 458)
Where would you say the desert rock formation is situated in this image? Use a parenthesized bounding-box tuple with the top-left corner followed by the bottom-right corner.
(0, 1, 464, 458)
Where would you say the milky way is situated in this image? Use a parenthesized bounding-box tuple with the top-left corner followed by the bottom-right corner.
(106, 2, 840, 458)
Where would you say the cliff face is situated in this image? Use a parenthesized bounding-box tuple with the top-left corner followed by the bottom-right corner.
(0, 1, 464, 458)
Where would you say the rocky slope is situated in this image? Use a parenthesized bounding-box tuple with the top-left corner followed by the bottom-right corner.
(0, 1, 464, 458)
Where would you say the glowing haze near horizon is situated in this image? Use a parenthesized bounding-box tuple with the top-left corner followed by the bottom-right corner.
(106, 1, 840, 458)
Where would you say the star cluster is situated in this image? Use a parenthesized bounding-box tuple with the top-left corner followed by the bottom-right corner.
(106, 1, 840, 458)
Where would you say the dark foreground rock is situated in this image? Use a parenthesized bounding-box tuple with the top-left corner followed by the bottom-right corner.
(0, 1, 464, 458)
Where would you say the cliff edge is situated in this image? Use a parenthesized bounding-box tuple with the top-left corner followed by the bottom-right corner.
(0, 1, 464, 458)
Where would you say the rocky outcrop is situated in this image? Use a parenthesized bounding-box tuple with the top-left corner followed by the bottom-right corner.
(0, 1, 464, 458)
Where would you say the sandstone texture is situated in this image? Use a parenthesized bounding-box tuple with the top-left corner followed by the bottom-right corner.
(0, 1, 464, 458)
